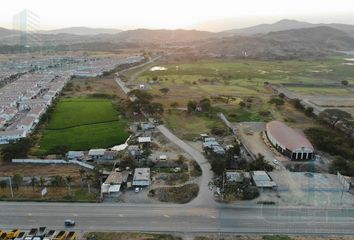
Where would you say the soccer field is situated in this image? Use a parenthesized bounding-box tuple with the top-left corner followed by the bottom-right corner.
(36, 98, 129, 154)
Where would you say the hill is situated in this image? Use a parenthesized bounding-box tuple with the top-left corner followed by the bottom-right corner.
(114, 29, 216, 43)
(42, 27, 122, 35)
(224, 19, 354, 37)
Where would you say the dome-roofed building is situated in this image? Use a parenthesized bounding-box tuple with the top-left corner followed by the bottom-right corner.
(266, 121, 314, 160)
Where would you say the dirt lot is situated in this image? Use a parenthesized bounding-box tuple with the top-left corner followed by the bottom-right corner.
(0, 163, 83, 179)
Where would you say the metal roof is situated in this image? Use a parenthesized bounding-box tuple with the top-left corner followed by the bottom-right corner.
(266, 121, 314, 152)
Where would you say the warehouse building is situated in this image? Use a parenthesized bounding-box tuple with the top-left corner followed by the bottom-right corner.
(266, 121, 314, 160)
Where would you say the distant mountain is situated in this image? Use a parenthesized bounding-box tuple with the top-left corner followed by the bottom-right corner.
(224, 19, 354, 38)
(114, 29, 216, 43)
(0, 27, 18, 38)
(42, 27, 122, 35)
(193, 26, 354, 60)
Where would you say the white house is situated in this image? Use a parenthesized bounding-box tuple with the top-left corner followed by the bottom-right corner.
(16, 116, 37, 134)
(88, 149, 106, 160)
(133, 168, 151, 187)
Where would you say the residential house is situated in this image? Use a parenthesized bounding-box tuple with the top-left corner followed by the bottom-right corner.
(67, 151, 85, 161)
(133, 168, 150, 187)
(0, 130, 26, 144)
(88, 149, 106, 160)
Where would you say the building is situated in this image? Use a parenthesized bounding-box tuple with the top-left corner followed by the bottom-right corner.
(251, 171, 276, 189)
(138, 136, 151, 144)
(103, 150, 118, 160)
(67, 151, 84, 161)
(88, 149, 106, 160)
(16, 116, 37, 133)
(266, 121, 314, 160)
(0, 129, 26, 144)
(226, 171, 251, 183)
(133, 168, 150, 187)
(101, 171, 130, 194)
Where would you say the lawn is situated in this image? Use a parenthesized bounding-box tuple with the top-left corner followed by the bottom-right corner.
(36, 98, 129, 154)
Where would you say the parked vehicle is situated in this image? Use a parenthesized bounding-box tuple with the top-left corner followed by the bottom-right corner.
(6, 229, 20, 239)
(65, 232, 77, 240)
(53, 231, 68, 240)
(14, 232, 26, 240)
(273, 159, 279, 165)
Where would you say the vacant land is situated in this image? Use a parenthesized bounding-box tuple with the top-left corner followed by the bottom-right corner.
(149, 183, 199, 204)
(35, 98, 129, 154)
(0, 186, 97, 202)
(0, 163, 82, 178)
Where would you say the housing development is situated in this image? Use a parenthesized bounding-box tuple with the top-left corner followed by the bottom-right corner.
(1, 2, 354, 240)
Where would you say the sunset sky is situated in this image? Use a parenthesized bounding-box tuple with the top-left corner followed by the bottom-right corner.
(1, 0, 354, 31)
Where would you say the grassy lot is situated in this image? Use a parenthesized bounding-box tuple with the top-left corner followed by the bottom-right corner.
(47, 98, 120, 129)
(35, 98, 129, 154)
(84, 232, 182, 240)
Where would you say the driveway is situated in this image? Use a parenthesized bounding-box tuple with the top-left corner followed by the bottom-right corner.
(157, 125, 215, 207)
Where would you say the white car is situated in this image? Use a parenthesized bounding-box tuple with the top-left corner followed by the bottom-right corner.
(134, 187, 140, 193)
(273, 159, 280, 165)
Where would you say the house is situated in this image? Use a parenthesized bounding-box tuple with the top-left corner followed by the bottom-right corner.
(127, 145, 142, 159)
(88, 149, 106, 160)
(226, 171, 251, 183)
(0, 130, 26, 144)
(103, 150, 118, 160)
(0, 117, 7, 129)
(28, 105, 46, 119)
(16, 116, 37, 133)
(101, 171, 130, 194)
(133, 168, 150, 187)
(251, 171, 276, 189)
(140, 122, 155, 131)
(138, 136, 151, 144)
(211, 145, 225, 155)
(67, 151, 85, 161)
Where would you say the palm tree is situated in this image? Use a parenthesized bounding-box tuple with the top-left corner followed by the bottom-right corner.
(30, 176, 37, 192)
(83, 173, 93, 194)
(65, 176, 73, 195)
(39, 176, 46, 188)
(79, 169, 86, 189)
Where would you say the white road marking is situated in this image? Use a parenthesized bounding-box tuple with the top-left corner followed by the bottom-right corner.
(27, 213, 32, 216)
(209, 215, 216, 219)
(164, 215, 169, 218)
(119, 214, 124, 217)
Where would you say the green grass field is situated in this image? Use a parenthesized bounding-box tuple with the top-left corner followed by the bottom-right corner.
(36, 98, 129, 154)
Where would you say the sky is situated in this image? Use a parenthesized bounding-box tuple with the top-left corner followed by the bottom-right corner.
(1, 0, 354, 31)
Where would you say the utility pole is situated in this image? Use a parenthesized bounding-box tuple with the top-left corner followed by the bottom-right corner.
(8, 176, 14, 198)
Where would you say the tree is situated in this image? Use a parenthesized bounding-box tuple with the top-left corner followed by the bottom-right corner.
(291, 98, 304, 110)
(66, 176, 73, 195)
(39, 176, 46, 188)
(83, 173, 93, 194)
(0, 180, 7, 189)
(341, 80, 349, 86)
(239, 101, 246, 108)
(187, 101, 197, 113)
(210, 158, 226, 176)
(79, 169, 86, 188)
(199, 98, 211, 112)
(319, 109, 353, 128)
(304, 107, 314, 117)
(1, 138, 32, 162)
(51, 175, 65, 187)
(12, 173, 23, 190)
(30, 176, 37, 192)
(159, 88, 169, 96)
(269, 97, 284, 106)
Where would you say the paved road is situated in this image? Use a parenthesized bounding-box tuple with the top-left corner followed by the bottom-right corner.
(1, 202, 354, 235)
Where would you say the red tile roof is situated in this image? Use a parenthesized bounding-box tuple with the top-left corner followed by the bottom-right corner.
(266, 121, 314, 152)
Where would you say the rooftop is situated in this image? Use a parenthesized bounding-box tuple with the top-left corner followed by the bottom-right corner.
(266, 121, 314, 151)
